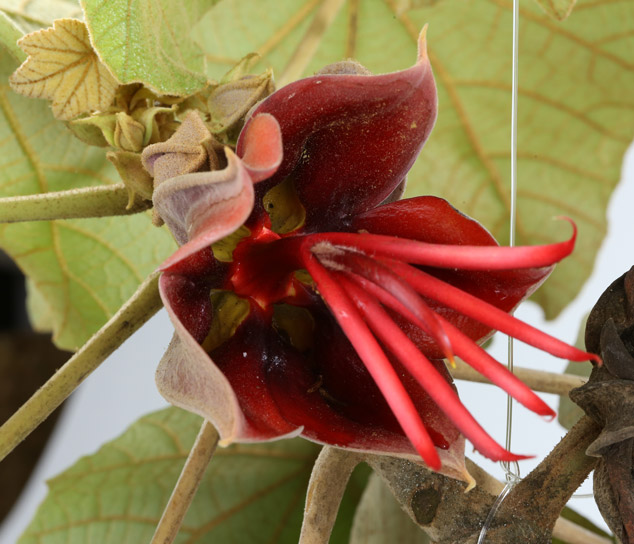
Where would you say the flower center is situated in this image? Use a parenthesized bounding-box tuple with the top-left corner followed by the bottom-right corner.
(215, 222, 595, 469)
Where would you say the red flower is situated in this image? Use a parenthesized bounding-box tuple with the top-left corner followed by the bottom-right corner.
(150, 30, 599, 478)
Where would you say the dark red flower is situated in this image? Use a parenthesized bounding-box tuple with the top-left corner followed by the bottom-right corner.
(151, 30, 599, 479)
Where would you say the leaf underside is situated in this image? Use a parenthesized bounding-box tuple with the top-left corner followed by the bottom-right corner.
(9, 19, 118, 120)
(19, 407, 366, 544)
(533, 0, 577, 21)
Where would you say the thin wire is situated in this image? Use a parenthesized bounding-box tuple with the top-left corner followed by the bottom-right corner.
(504, 0, 520, 481)
(476, 481, 513, 544)
(478, 2, 520, 540)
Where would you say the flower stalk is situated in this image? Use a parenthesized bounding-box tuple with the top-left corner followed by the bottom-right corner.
(299, 446, 364, 544)
(151, 420, 219, 544)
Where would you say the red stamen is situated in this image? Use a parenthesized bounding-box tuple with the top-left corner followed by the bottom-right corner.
(435, 315, 556, 418)
(385, 259, 600, 364)
(300, 250, 442, 470)
(315, 245, 454, 362)
(310, 221, 575, 270)
(341, 270, 555, 417)
(337, 273, 531, 462)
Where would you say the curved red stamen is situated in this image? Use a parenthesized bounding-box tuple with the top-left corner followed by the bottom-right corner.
(300, 250, 442, 470)
(434, 315, 557, 418)
(385, 258, 600, 363)
(314, 245, 454, 362)
(309, 220, 575, 270)
(337, 273, 531, 462)
(341, 270, 555, 417)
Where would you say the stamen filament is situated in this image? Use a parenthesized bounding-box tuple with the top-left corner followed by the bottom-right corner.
(301, 250, 442, 469)
(337, 274, 531, 462)
(384, 258, 600, 364)
(310, 225, 575, 270)
(341, 270, 555, 417)
(322, 247, 454, 362)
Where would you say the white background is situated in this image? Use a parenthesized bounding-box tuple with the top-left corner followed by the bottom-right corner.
(0, 143, 632, 542)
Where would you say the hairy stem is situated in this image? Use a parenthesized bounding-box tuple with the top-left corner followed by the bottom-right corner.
(151, 420, 218, 544)
(0, 271, 162, 463)
(499, 415, 602, 534)
(366, 448, 608, 544)
(299, 447, 364, 544)
(0, 184, 151, 223)
(451, 358, 587, 396)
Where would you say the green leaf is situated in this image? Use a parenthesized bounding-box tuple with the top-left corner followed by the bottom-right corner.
(533, 0, 577, 21)
(80, 0, 220, 96)
(0, 49, 176, 350)
(19, 407, 365, 543)
(0, 11, 26, 62)
(350, 472, 431, 543)
(195, 0, 634, 318)
(0, 0, 82, 34)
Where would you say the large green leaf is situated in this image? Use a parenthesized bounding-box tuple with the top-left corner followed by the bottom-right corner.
(533, 0, 577, 21)
(0, 0, 82, 34)
(0, 50, 176, 350)
(19, 407, 365, 544)
(80, 0, 220, 96)
(194, 0, 634, 318)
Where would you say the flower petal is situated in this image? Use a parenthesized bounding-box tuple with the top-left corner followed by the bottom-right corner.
(157, 272, 245, 442)
(238, 113, 283, 182)
(238, 29, 437, 230)
(155, 149, 256, 270)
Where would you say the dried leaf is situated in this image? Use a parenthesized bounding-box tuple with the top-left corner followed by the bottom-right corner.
(570, 267, 634, 543)
(0, 48, 176, 350)
(558, 314, 591, 430)
(9, 18, 118, 120)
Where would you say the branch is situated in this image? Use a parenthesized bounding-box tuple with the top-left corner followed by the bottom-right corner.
(499, 415, 602, 536)
(0, 271, 162, 463)
(451, 359, 587, 396)
(151, 420, 218, 544)
(365, 445, 609, 544)
(0, 184, 151, 223)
